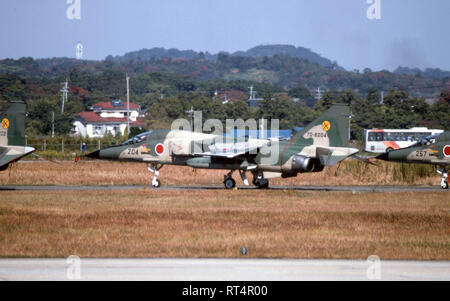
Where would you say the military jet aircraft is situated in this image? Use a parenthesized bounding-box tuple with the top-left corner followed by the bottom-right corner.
(0, 101, 35, 171)
(87, 104, 359, 189)
(376, 132, 450, 189)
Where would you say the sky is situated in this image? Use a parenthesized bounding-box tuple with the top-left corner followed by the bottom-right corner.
(0, 0, 449, 71)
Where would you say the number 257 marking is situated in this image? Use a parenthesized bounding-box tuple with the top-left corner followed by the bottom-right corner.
(415, 150, 427, 158)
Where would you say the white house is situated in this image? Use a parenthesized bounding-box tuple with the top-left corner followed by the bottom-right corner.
(72, 100, 145, 138)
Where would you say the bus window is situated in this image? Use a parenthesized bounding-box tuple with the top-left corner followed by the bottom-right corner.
(376, 133, 383, 141)
(385, 132, 395, 141)
(368, 132, 375, 141)
(399, 133, 408, 141)
(392, 133, 400, 141)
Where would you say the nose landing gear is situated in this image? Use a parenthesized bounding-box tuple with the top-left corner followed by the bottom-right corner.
(437, 167, 448, 190)
(223, 170, 236, 189)
(148, 164, 164, 188)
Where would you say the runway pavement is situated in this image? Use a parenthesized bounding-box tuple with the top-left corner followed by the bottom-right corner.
(0, 258, 449, 281)
(0, 184, 447, 192)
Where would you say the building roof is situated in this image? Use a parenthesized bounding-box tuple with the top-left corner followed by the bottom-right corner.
(248, 98, 264, 107)
(93, 101, 140, 110)
(217, 90, 247, 103)
(75, 112, 145, 126)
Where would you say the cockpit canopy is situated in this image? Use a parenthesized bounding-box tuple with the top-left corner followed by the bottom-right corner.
(409, 133, 440, 147)
(121, 131, 152, 145)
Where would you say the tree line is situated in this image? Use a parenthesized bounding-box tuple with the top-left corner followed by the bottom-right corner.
(0, 71, 448, 142)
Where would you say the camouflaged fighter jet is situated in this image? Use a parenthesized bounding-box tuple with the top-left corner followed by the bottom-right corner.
(376, 131, 450, 189)
(0, 101, 35, 171)
(87, 104, 359, 189)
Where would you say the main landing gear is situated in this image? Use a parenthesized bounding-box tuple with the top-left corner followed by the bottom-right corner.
(222, 170, 269, 190)
(252, 172, 269, 189)
(148, 164, 164, 188)
(437, 167, 448, 190)
(223, 170, 252, 189)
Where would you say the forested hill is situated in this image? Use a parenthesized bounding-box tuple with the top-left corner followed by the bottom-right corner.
(106, 44, 335, 68)
(106, 47, 214, 63)
(0, 45, 448, 98)
(1, 44, 449, 137)
(394, 66, 450, 79)
(231, 45, 335, 68)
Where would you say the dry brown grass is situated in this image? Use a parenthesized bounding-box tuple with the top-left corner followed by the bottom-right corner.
(0, 160, 442, 186)
(0, 190, 448, 259)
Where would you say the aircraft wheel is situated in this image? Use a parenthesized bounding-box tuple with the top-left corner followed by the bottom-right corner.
(256, 179, 269, 189)
(224, 177, 236, 190)
(152, 179, 161, 188)
(441, 180, 449, 190)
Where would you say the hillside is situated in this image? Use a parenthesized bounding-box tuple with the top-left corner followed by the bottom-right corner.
(0, 45, 448, 100)
(231, 44, 335, 68)
(106, 44, 335, 68)
(394, 66, 450, 79)
(106, 47, 215, 63)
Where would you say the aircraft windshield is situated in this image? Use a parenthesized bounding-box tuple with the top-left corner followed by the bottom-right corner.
(408, 134, 439, 148)
(121, 131, 152, 145)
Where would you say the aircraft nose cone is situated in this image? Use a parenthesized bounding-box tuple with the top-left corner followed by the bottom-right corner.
(87, 150, 100, 159)
(376, 152, 389, 161)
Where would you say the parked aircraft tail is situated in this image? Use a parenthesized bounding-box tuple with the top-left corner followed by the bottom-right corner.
(292, 104, 351, 148)
(1, 101, 27, 147)
(0, 101, 34, 171)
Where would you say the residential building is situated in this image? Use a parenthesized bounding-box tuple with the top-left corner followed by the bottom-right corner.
(72, 99, 145, 138)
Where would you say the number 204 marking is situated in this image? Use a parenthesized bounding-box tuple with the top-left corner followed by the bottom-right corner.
(127, 148, 140, 155)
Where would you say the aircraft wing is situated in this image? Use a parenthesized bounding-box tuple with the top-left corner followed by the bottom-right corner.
(194, 140, 267, 159)
(0, 146, 35, 170)
(316, 146, 359, 167)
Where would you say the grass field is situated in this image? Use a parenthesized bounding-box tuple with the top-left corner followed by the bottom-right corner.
(0, 159, 443, 186)
(0, 160, 448, 259)
(0, 189, 449, 259)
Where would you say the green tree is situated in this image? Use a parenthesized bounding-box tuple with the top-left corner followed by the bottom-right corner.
(27, 96, 75, 135)
(430, 90, 450, 130)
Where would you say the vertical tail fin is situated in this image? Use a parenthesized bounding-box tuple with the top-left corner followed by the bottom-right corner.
(293, 104, 351, 147)
(1, 101, 26, 147)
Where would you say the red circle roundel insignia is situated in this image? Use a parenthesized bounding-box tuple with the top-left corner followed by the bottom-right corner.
(444, 145, 450, 157)
(155, 143, 165, 156)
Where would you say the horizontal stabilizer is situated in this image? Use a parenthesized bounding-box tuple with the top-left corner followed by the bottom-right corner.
(316, 146, 359, 167)
(0, 146, 35, 170)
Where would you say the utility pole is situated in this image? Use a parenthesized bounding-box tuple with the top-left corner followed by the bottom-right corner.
(380, 91, 384, 104)
(126, 74, 130, 136)
(186, 106, 195, 131)
(248, 85, 256, 100)
(61, 79, 68, 113)
(51, 111, 55, 138)
(315, 87, 323, 101)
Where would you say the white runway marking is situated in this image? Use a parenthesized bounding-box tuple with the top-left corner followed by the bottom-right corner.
(0, 259, 449, 281)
